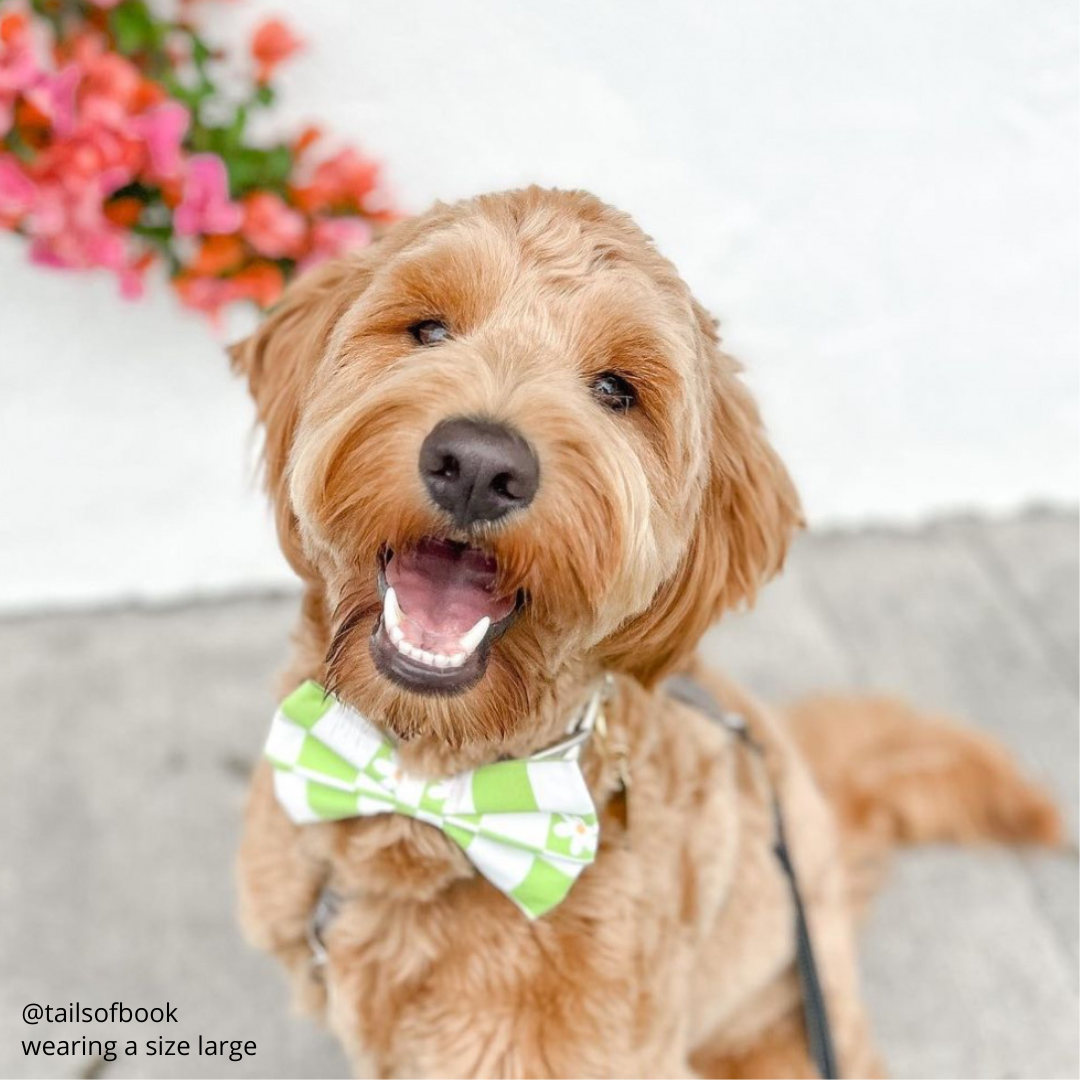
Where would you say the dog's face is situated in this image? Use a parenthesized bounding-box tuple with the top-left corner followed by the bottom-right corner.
(232, 189, 800, 748)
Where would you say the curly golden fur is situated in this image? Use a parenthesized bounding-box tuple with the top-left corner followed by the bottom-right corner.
(232, 188, 1059, 1078)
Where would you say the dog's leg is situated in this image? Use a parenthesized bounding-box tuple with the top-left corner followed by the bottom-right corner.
(693, 1009, 882, 1079)
(786, 694, 1061, 916)
(236, 760, 328, 1016)
(690, 857, 884, 1079)
(675, 670, 885, 1079)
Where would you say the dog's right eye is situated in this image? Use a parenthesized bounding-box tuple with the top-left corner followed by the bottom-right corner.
(590, 372, 638, 413)
(409, 320, 450, 346)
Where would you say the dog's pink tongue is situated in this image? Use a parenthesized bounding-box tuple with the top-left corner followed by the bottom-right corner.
(386, 538, 515, 640)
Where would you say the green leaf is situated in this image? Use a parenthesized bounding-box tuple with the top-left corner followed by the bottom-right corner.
(189, 105, 249, 162)
(4, 128, 36, 164)
(189, 124, 230, 156)
(131, 222, 174, 243)
(264, 145, 293, 184)
(191, 35, 212, 66)
(109, 0, 157, 56)
(223, 144, 294, 197)
(226, 105, 248, 147)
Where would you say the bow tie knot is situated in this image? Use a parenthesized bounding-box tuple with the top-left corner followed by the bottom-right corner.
(265, 681, 602, 919)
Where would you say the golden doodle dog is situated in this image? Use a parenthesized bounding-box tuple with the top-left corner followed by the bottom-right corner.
(232, 188, 1059, 1078)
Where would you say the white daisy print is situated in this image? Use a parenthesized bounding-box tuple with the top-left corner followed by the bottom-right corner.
(371, 756, 404, 793)
(425, 774, 472, 811)
(553, 815, 599, 857)
(426, 778, 453, 802)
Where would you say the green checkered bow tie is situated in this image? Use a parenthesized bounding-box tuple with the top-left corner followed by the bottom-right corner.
(265, 681, 602, 919)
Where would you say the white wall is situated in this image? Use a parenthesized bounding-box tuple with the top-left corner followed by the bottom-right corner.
(2, 0, 1076, 609)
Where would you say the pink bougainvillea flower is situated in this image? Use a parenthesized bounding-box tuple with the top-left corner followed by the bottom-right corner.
(293, 147, 380, 213)
(118, 250, 155, 299)
(28, 216, 128, 283)
(301, 215, 372, 271)
(24, 63, 80, 138)
(0, 157, 35, 225)
(0, 9, 41, 136)
(118, 270, 144, 298)
(70, 225, 126, 269)
(134, 101, 188, 179)
(78, 48, 139, 111)
(0, 10, 37, 85)
(241, 190, 305, 258)
(174, 153, 243, 236)
(24, 177, 126, 267)
(174, 258, 285, 321)
(72, 38, 153, 129)
(251, 18, 303, 83)
(28, 188, 150, 296)
(34, 119, 141, 204)
(0, 1, 392, 314)
(173, 271, 244, 321)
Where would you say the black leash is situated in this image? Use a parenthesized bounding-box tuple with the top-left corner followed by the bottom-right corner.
(664, 676, 839, 1080)
(770, 794, 839, 1079)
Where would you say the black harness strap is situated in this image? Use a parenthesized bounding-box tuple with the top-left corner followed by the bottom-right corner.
(664, 675, 838, 1080)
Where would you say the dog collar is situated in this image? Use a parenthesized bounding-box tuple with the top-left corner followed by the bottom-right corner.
(265, 680, 603, 919)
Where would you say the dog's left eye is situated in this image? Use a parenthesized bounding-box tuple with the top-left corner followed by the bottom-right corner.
(590, 372, 638, 413)
(409, 319, 451, 346)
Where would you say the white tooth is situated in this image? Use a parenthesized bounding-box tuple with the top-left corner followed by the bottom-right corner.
(401, 642, 419, 659)
(433, 653, 450, 669)
(383, 587, 402, 631)
(419, 650, 435, 666)
(458, 616, 491, 656)
(448, 652, 467, 668)
(389, 625, 405, 644)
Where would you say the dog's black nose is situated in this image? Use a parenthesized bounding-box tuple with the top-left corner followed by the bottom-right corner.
(419, 417, 539, 528)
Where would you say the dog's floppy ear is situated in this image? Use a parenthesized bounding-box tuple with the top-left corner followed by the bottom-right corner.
(598, 301, 803, 684)
(228, 252, 377, 576)
(228, 254, 373, 495)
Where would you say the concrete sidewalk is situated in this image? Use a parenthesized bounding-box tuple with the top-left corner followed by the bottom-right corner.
(1, 511, 1076, 1079)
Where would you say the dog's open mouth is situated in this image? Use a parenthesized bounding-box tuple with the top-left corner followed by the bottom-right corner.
(371, 537, 523, 694)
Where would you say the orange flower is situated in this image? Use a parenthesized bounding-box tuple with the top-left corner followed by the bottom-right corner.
(232, 259, 285, 307)
(103, 196, 143, 228)
(291, 124, 321, 159)
(241, 190, 305, 258)
(3, 1, 393, 320)
(74, 43, 145, 121)
(251, 18, 303, 83)
(172, 271, 241, 322)
(14, 97, 51, 144)
(290, 148, 379, 213)
(158, 178, 184, 209)
(0, 10, 28, 45)
(188, 233, 246, 276)
(132, 77, 166, 112)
